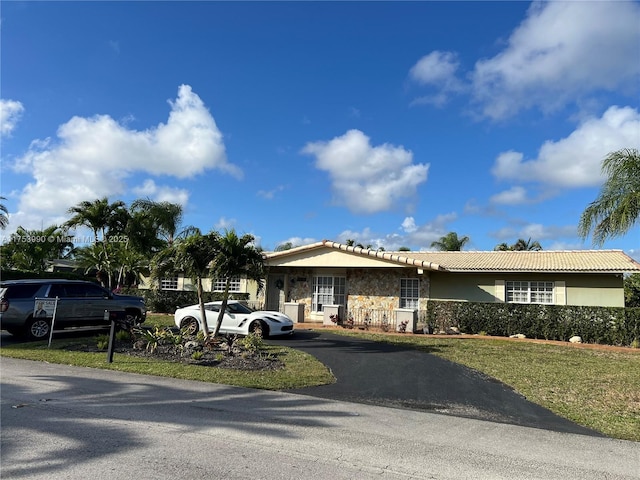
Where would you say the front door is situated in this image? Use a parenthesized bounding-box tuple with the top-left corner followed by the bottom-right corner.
(266, 274, 284, 311)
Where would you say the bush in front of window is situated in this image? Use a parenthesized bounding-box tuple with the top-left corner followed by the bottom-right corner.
(426, 300, 639, 347)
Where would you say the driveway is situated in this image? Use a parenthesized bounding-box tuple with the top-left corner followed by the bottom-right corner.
(269, 329, 600, 436)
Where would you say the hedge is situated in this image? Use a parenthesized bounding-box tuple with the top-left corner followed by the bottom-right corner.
(423, 300, 640, 347)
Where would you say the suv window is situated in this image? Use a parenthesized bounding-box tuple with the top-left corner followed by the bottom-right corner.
(49, 283, 108, 298)
(2, 284, 42, 299)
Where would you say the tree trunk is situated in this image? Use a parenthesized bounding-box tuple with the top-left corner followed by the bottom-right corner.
(212, 279, 230, 337)
(197, 277, 210, 337)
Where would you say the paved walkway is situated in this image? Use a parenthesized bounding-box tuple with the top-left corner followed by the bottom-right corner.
(269, 329, 600, 436)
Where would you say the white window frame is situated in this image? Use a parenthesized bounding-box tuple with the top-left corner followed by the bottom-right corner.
(400, 278, 419, 309)
(160, 277, 178, 291)
(312, 276, 346, 312)
(213, 277, 242, 293)
(506, 281, 554, 304)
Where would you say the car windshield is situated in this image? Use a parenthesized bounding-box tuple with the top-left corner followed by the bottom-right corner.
(226, 302, 254, 314)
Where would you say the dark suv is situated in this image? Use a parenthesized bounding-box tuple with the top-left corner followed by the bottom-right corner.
(0, 279, 146, 340)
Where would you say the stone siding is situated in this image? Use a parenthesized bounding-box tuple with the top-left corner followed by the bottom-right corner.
(277, 268, 430, 321)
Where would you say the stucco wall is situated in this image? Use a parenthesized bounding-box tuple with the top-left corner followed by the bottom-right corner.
(429, 272, 625, 307)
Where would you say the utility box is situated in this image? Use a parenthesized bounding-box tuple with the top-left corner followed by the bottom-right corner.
(323, 305, 343, 326)
(394, 309, 417, 333)
(284, 302, 305, 323)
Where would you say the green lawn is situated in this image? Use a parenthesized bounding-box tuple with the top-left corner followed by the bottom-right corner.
(2, 315, 639, 441)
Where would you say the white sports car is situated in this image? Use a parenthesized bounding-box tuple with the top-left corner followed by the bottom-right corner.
(174, 300, 294, 338)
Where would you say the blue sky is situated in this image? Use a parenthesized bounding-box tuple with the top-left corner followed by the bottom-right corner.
(1, 1, 639, 258)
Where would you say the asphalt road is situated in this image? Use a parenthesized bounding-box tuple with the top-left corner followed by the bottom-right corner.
(268, 330, 599, 435)
(2, 357, 640, 480)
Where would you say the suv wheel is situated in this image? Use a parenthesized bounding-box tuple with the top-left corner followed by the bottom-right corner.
(25, 316, 51, 341)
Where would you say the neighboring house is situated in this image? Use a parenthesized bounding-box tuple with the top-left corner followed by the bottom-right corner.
(46, 259, 85, 274)
(138, 274, 260, 301)
(263, 240, 640, 324)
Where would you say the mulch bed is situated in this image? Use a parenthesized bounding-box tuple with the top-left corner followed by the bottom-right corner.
(64, 338, 285, 371)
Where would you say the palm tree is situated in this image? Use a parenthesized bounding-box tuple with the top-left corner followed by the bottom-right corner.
(65, 197, 126, 242)
(1, 225, 73, 272)
(209, 229, 265, 337)
(0, 196, 9, 230)
(275, 242, 294, 251)
(151, 231, 219, 336)
(75, 242, 113, 287)
(430, 232, 470, 251)
(511, 238, 542, 251)
(130, 199, 198, 246)
(494, 238, 543, 251)
(578, 148, 640, 246)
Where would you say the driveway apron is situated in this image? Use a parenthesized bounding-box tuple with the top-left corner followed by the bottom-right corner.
(269, 330, 600, 436)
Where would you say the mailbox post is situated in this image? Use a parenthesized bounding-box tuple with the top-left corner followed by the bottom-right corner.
(105, 310, 126, 363)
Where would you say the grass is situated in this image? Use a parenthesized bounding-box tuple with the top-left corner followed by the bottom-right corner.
(327, 329, 640, 442)
(0, 314, 335, 390)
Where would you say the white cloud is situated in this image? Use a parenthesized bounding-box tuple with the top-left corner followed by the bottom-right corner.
(471, 1, 640, 120)
(490, 223, 577, 244)
(409, 2, 640, 120)
(215, 217, 236, 231)
(273, 236, 317, 250)
(326, 213, 460, 251)
(408, 51, 464, 107)
(401, 217, 417, 233)
(409, 93, 450, 109)
(491, 106, 640, 188)
(10, 85, 237, 228)
(257, 185, 286, 200)
(490, 186, 529, 205)
(396, 213, 459, 250)
(132, 179, 189, 206)
(409, 51, 462, 88)
(302, 129, 429, 214)
(1, 99, 25, 137)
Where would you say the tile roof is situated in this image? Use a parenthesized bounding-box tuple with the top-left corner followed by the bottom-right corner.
(398, 249, 640, 273)
(266, 241, 640, 273)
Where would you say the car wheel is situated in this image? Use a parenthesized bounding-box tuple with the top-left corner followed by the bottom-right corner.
(25, 316, 51, 341)
(180, 316, 199, 335)
(249, 320, 268, 339)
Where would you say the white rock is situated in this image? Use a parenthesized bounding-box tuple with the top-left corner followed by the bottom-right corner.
(569, 335, 583, 344)
(509, 334, 526, 339)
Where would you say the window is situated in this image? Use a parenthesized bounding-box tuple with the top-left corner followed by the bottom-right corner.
(312, 276, 345, 312)
(506, 281, 553, 304)
(213, 277, 241, 292)
(49, 283, 108, 298)
(400, 278, 419, 309)
(160, 277, 178, 290)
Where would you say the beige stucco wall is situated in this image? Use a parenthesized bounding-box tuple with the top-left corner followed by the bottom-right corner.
(138, 275, 260, 300)
(429, 272, 625, 307)
(269, 249, 405, 268)
(563, 273, 625, 307)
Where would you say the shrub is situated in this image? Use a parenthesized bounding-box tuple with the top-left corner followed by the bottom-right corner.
(428, 300, 639, 347)
(122, 288, 250, 314)
(242, 333, 264, 354)
(95, 334, 110, 350)
(191, 351, 204, 360)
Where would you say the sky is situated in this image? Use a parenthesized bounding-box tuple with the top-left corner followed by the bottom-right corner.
(1, 1, 639, 259)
